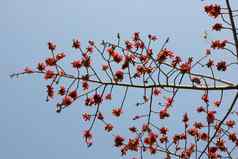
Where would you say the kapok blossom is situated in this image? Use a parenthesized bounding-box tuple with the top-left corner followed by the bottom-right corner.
(82, 112, 91, 121)
(48, 42, 56, 51)
(104, 123, 113, 132)
(37, 62, 46, 71)
(114, 135, 124, 147)
(68, 90, 78, 100)
(114, 69, 124, 82)
(212, 23, 223, 31)
(72, 39, 80, 49)
(112, 108, 123, 117)
(204, 4, 221, 18)
(45, 57, 57, 66)
(44, 70, 55, 80)
(62, 95, 73, 106)
(71, 60, 82, 69)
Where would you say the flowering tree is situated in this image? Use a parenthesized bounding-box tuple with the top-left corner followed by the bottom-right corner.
(10, 0, 238, 158)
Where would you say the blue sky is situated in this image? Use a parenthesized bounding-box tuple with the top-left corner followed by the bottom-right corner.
(2, 0, 238, 159)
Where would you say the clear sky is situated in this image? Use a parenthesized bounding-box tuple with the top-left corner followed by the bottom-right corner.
(2, 0, 238, 159)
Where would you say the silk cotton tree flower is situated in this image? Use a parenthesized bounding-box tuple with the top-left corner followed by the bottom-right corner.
(10, 0, 238, 158)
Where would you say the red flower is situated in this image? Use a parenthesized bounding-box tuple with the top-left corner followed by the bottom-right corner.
(82, 57, 92, 68)
(48, 42, 56, 51)
(160, 127, 168, 135)
(112, 51, 123, 63)
(182, 113, 189, 123)
(212, 23, 223, 31)
(47, 85, 54, 98)
(207, 111, 216, 123)
(159, 109, 170, 119)
(228, 132, 237, 142)
(159, 135, 168, 143)
(82, 112, 91, 121)
(127, 138, 140, 151)
(197, 106, 205, 113)
(226, 120, 235, 128)
(206, 59, 214, 68)
(56, 52, 66, 61)
(193, 122, 204, 129)
(71, 60, 82, 69)
(82, 82, 89, 90)
(133, 32, 140, 41)
(204, 4, 221, 18)
(84, 97, 94, 106)
(93, 93, 102, 105)
(187, 127, 198, 136)
(105, 93, 112, 100)
(153, 88, 161, 96)
(101, 64, 109, 71)
(213, 100, 221, 107)
(58, 85, 65, 96)
(44, 70, 55, 80)
(199, 132, 208, 141)
(62, 96, 73, 106)
(114, 69, 124, 82)
(144, 132, 158, 146)
(142, 124, 150, 132)
(112, 108, 123, 117)
(179, 61, 191, 73)
(211, 40, 227, 49)
(72, 39, 80, 49)
(37, 62, 46, 71)
(83, 130, 92, 145)
(216, 61, 227, 71)
(104, 123, 113, 132)
(97, 112, 104, 120)
(129, 127, 137, 133)
(68, 90, 78, 100)
(148, 146, 157, 154)
(114, 135, 124, 147)
(157, 49, 175, 63)
(45, 57, 57, 66)
(202, 93, 209, 103)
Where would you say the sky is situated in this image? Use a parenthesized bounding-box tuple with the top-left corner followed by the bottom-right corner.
(1, 0, 238, 159)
